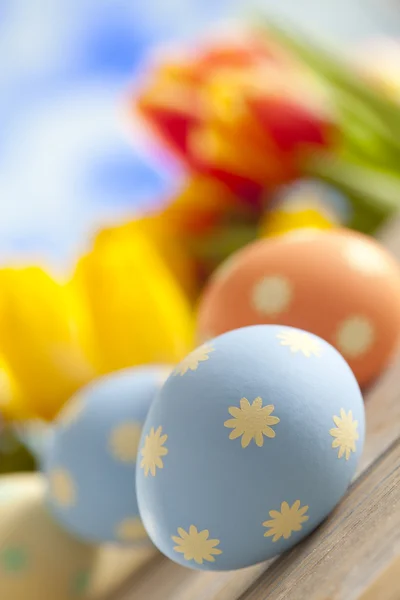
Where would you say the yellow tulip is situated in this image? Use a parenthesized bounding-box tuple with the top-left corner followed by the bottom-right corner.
(115, 216, 198, 300)
(260, 204, 336, 238)
(122, 176, 237, 300)
(0, 358, 32, 421)
(0, 267, 96, 421)
(260, 182, 343, 238)
(73, 224, 194, 374)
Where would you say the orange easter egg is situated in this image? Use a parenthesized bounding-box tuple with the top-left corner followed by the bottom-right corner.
(197, 229, 400, 386)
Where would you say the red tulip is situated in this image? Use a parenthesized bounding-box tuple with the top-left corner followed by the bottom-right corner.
(135, 32, 336, 200)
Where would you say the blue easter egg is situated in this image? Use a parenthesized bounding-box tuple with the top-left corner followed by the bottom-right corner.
(136, 325, 365, 571)
(44, 365, 171, 545)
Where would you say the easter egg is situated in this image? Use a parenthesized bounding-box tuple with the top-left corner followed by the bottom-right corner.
(0, 472, 157, 599)
(197, 229, 400, 386)
(0, 472, 95, 600)
(136, 326, 365, 571)
(45, 365, 171, 544)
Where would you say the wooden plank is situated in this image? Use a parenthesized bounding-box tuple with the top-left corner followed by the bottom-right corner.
(358, 556, 400, 600)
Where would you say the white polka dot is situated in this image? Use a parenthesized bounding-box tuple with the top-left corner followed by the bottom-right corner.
(344, 239, 390, 275)
(115, 517, 147, 543)
(49, 469, 76, 507)
(251, 276, 292, 316)
(336, 316, 375, 358)
(109, 422, 142, 463)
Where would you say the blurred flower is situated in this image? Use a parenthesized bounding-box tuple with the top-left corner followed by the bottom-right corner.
(260, 180, 350, 237)
(155, 176, 237, 237)
(122, 176, 234, 298)
(122, 215, 198, 299)
(142, 176, 257, 285)
(0, 360, 32, 421)
(135, 32, 336, 199)
(73, 223, 193, 375)
(0, 268, 96, 421)
(0, 226, 194, 421)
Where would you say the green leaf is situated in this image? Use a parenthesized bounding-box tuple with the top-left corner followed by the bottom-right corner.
(258, 19, 400, 136)
(304, 152, 400, 232)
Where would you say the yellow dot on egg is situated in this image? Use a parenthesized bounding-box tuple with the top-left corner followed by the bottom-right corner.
(115, 517, 147, 543)
(49, 469, 76, 508)
(336, 316, 375, 358)
(251, 276, 293, 316)
(109, 422, 142, 464)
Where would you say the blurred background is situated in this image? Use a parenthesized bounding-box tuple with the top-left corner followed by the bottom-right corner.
(1, 0, 400, 269)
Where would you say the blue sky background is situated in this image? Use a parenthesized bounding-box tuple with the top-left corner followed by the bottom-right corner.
(1, 0, 399, 268)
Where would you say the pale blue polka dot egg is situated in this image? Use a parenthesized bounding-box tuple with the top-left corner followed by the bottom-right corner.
(44, 365, 171, 545)
(137, 325, 365, 571)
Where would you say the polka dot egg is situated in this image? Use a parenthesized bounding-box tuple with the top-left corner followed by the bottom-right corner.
(197, 229, 400, 386)
(0, 473, 95, 600)
(136, 326, 365, 571)
(45, 365, 171, 545)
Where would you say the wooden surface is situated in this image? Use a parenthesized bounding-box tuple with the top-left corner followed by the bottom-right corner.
(107, 222, 400, 600)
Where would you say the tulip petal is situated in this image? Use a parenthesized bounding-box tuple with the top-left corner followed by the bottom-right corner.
(0, 268, 95, 420)
(73, 226, 194, 374)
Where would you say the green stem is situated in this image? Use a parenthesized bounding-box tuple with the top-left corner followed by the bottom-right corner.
(304, 152, 400, 232)
(258, 19, 400, 136)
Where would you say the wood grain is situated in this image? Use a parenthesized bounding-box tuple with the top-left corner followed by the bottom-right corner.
(108, 222, 400, 600)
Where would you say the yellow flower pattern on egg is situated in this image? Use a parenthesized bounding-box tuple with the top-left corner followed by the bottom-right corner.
(224, 397, 280, 448)
(330, 409, 359, 460)
(174, 344, 215, 376)
(49, 469, 76, 508)
(140, 426, 168, 476)
(277, 329, 321, 358)
(109, 422, 142, 463)
(263, 501, 309, 542)
(172, 525, 222, 565)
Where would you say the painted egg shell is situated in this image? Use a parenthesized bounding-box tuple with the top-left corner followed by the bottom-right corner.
(137, 325, 365, 571)
(0, 472, 95, 600)
(45, 365, 171, 545)
(197, 229, 400, 386)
